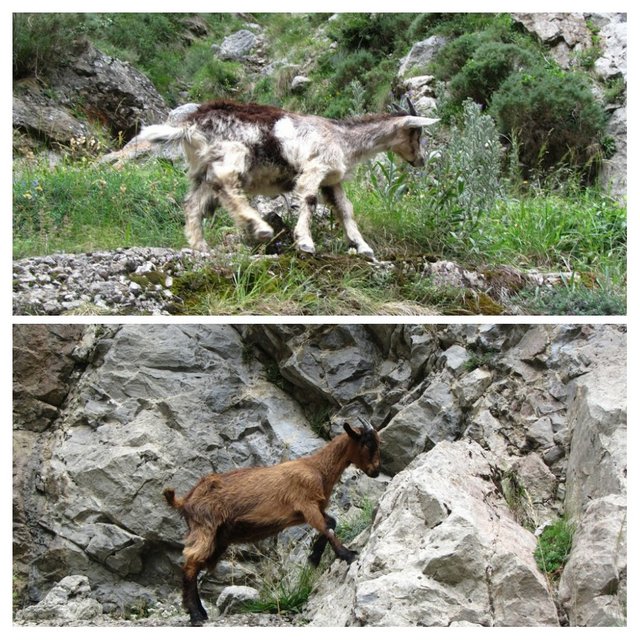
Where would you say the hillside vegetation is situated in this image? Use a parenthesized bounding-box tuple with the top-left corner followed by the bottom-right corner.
(12, 13, 626, 315)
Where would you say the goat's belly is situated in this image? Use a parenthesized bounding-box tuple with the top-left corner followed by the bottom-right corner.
(227, 515, 304, 542)
(245, 166, 296, 197)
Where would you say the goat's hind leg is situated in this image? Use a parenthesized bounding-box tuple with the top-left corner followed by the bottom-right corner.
(183, 179, 216, 252)
(181, 528, 219, 626)
(210, 144, 273, 243)
(182, 555, 208, 626)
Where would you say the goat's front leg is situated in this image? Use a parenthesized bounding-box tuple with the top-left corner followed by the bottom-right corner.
(291, 167, 329, 254)
(321, 184, 375, 259)
(301, 504, 357, 564)
(308, 513, 337, 566)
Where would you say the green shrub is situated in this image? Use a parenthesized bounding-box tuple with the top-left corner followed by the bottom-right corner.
(490, 69, 607, 176)
(327, 13, 415, 56)
(441, 100, 504, 228)
(13, 13, 87, 79)
(449, 42, 538, 106)
(431, 32, 488, 80)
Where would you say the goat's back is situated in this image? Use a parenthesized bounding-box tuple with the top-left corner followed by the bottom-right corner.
(179, 460, 325, 523)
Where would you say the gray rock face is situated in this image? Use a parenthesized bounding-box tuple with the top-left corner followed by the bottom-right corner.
(600, 105, 627, 199)
(558, 495, 626, 625)
(51, 43, 169, 137)
(219, 30, 259, 61)
(594, 19, 627, 81)
(398, 36, 448, 78)
(13, 323, 626, 626)
(16, 575, 103, 623)
(511, 13, 592, 69)
(13, 43, 168, 147)
(305, 441, 559, 626)
(13, 90, 89, 146)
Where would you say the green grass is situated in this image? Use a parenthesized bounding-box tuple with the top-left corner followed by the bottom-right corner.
(13, 155, 626, 316)
(336, 498, 376, 544)
(243, 563, 316, 615)
(13, 158, 188, 258)
(534, 518, 574, 579)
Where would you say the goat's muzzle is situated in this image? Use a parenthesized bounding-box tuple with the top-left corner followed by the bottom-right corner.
(411, 157, 425, 168)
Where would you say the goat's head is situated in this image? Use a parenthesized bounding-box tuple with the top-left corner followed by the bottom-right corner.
(344, 418, 381, 478)
(390, 98, 439, 168)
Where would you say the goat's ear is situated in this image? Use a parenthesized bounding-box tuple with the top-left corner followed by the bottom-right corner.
(401, 116, 440, 129)
(344, 422, 361, 441)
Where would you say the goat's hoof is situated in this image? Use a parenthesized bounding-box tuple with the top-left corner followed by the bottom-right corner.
(192, 242, 210, 253)
(189, 617, 205, 627)
(253, 222, 274, 242)
(343, 549, 359, 564)
(297, 242, 316, 254)
(357, 246, 375, 260)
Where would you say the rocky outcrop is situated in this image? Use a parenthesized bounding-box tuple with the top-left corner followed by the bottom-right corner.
(511, 13, 592, 69)
(13, 42, 168, 149)
(305, 441, 559, 626)
(12, 324, 626, 625)
(397, 35, 448, 78)
(16, 575, 103, 624)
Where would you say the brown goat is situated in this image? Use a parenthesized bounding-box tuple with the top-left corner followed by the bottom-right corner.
(164, 420, 381, 625)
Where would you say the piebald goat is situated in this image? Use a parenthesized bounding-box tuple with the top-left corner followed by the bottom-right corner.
(163, 419, 381, 625)
(134, 99, 438, 258)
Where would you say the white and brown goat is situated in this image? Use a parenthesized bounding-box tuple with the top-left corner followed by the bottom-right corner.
(163, 419, 381, 625)
(134, 99, 438, 258)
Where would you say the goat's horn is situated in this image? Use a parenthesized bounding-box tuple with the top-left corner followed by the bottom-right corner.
(358, 416, 374, 432)
(405, 96, 418, 116)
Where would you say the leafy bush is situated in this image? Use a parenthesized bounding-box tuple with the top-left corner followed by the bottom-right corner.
(327, 13, 415, 56)
(13, 13, 87, 79)
(490, 69, 607, 176)
(431, 32, 488, 80)
(449, 42, 538, 106)
(439, 100, 504, 229)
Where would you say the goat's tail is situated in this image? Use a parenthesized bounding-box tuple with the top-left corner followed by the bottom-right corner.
(133, 124, 208, 155)
(163, 487, 185, 510)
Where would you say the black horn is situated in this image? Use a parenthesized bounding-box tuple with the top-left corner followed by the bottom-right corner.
(405, 96, 418, 116)
(358, 416, 374, 432)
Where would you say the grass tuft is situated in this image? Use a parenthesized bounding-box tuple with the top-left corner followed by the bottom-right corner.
(534, 518, 574, 580)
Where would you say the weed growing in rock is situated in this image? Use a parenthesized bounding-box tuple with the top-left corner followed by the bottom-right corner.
(534, 518, 574, 579)
(500, 469, 537, 530)
(336, 497, 376, 544)
(243, 563, 316, 615)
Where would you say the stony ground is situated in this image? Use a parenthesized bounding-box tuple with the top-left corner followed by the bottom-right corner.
(12, 246, 572, 316)
(15, 612, 299, 627)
